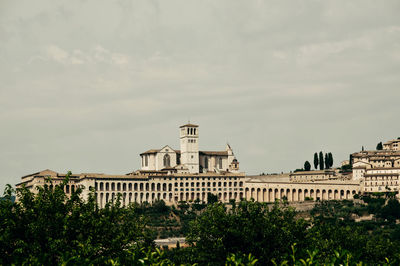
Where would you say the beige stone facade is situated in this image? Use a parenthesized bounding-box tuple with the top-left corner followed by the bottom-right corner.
(140, 124, 238, 174)
(383, 139, 400, 151)
(289, 170, 336, 182)
(16, 126, 400, 207)
(17, 169, 246, 206)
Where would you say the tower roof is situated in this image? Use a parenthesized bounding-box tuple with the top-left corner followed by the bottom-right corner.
(180, 123, 198, 128)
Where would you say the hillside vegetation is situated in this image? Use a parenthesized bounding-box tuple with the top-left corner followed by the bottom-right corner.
(2, 175, 400, 265)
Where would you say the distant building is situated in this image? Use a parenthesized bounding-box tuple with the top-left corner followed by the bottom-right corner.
(20, 126, 400, 206)
(383, 139, 400, 151)
(139, 123, 239, 174)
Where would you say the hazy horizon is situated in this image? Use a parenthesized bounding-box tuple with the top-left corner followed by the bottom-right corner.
(1, 0, 400, 193)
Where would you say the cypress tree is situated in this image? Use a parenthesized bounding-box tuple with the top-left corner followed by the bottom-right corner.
(304, 161, 311, 171)
(328, 152, 333, 168)
(313, 153, 319, 170)
(376, 142, 383, 150)
(324, 153, 329, 169)
(319, 151, 324, 170)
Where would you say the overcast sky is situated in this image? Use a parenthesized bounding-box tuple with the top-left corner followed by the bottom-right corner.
(1, 0, 400, 193)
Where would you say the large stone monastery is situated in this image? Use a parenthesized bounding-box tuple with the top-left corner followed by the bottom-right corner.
(16, 123, 400, 206)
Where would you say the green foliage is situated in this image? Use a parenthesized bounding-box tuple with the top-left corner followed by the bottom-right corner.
(313, 153, 318, 170)
(304, 161, 311, 171)
(207, 192, 219, 204)
(324, 153, 329, 169)
(226, 253, 258, 266)
(377, 142, 383, 150)
(328, 152, 333, 168)
(319, 151, 324, 170)
(186, 201, 309, 265)
(0, 175, 154, 265)
(4, 177, 400, 265)
(341, 164, 352, 172)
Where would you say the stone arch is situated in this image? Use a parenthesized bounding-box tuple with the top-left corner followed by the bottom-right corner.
(316, 189, 321, 201)
(298, 189, 303, 201)
(292, 189, 297, 201)
(99, 193, 103, 208)
(268, 188, 272, 202)
(106, 183, 109, 191)
(244, 188, 249, 200)
(280, 188, 284, 200)
(322, 189, 327, 200)
(262, 188, 267, 202)
(123, 192, 126, 206)
(111, 193, 115, 204)
(286, 189, 291, 201)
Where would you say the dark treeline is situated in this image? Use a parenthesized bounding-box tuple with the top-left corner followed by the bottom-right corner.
(2, 174, 400, 265)
(298, 152, 333, 172)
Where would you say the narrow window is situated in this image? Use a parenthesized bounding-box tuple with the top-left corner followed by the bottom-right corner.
(163, 154, 171, 167)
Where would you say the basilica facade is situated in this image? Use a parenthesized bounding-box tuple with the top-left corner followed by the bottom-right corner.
(139, 123, 239, 174)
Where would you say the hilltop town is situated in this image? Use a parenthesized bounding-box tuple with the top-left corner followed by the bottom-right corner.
(16, 123, 400, 206)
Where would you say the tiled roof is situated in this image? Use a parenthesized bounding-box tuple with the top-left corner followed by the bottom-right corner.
(200, 151, 228, 156)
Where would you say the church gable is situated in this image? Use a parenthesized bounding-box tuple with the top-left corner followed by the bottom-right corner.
(159, 145, 176, 154)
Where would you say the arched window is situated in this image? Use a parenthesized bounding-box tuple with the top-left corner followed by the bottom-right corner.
(163, 154, 171, 167)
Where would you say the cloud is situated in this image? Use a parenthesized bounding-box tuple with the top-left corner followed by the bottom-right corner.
(0, 0, 400, 193)
(42, 44, 130, 66)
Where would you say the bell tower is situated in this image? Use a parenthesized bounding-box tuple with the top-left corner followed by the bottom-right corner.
(180, 123, 199, 173)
